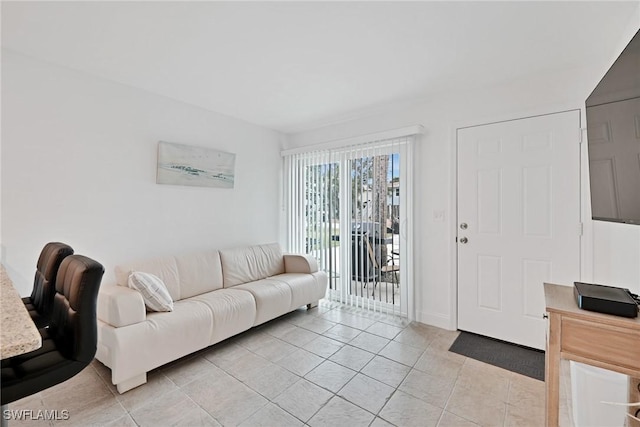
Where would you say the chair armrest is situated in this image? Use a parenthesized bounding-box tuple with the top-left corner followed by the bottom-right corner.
(284, 254, 319, 274)
(97, 285, 146, 327)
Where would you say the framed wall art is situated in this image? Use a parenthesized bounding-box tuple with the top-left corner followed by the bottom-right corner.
(156, 141, 235, 188)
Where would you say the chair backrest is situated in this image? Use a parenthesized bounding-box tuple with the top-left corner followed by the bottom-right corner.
(49, 255, 104, 363)
(31, 242, 74, 315)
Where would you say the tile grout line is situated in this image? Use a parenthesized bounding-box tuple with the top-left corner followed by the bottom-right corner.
(438, 355, 476, 427)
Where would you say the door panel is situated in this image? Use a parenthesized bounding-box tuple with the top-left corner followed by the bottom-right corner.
(457, 111, 581, 349)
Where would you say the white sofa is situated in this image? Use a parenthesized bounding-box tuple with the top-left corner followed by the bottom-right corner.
(95, 243, 327, 393)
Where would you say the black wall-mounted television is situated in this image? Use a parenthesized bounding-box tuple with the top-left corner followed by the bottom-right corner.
(586, 28, 640, 225)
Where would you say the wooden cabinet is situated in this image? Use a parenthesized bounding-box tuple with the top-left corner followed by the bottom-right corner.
(544, 283, 640, 427)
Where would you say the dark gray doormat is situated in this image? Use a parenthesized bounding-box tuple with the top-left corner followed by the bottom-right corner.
(449, 331, 545, 381)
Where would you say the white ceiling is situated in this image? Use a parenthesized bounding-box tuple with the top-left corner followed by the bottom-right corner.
(2, 1, 638, 133)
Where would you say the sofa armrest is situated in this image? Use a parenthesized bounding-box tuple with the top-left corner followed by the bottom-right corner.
(97, 285, 146, 327)
(284, 254, 319, 274)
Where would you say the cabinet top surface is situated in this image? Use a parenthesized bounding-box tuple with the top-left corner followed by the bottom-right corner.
(544, 283, 640, 329)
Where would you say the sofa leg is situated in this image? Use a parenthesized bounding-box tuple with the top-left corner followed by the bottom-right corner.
(116, 373, 147, 394)
(307, 300, 319, 309)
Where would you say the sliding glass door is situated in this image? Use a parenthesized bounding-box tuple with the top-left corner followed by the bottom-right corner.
(284, 137, 413, 317)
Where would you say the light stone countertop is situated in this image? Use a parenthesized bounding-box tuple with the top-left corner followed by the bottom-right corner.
(1, 264, 41, 359)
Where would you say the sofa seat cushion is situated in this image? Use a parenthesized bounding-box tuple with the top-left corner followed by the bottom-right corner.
(188, 289, 256, 345)
(144, 300, 212, 349)
(269, 273, 323, 311)
(234, 279, 292, 326)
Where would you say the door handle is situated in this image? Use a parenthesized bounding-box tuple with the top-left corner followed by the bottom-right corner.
(459, 237, 468, 244)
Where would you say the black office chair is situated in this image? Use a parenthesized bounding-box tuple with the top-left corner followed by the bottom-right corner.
(2, 255, 104, 405)
(22, 242, 74, 328)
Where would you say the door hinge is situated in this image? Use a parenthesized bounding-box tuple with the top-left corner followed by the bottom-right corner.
(579, 222, 584, 236)
(579, 128, 586, 144)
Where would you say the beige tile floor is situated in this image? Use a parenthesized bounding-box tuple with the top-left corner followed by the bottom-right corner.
(6, 301, 570, 427)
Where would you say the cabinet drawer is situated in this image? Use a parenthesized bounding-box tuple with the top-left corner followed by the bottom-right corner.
(561, 317, 640, 372)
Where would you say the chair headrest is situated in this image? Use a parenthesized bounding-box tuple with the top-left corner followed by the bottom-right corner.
(36, 242, 74, 280)
(55, 255, 104, 311)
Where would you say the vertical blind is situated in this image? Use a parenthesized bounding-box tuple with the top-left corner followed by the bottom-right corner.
(283, 133, 415, 318)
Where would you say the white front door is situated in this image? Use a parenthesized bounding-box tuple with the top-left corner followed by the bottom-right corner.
(457, 111, 581, 349)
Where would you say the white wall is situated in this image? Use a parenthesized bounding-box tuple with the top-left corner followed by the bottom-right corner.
(1, 50, 284, 295)
(287, 15, 640, 329)
(592, 221, 640, 290)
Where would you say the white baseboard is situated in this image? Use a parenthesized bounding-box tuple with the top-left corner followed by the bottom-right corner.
(415, 310, 455, 331)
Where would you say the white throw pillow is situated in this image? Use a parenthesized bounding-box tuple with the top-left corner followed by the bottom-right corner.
(128, 271, 174, 312)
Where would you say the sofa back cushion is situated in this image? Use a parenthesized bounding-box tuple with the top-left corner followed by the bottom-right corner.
(219, 243, 285, 287)
(175, 250, 223, 299)
(114, 250, 223, 301)
(115, 255, 181, 301)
